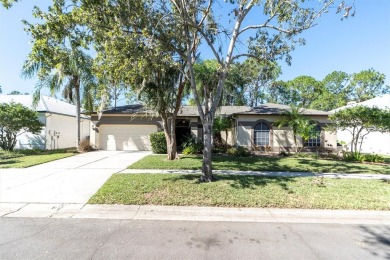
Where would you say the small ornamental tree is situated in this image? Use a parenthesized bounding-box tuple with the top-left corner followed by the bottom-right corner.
(0, 102, 43, 151)
(329, 106, 390, 153)
(276, 106, 317, 153)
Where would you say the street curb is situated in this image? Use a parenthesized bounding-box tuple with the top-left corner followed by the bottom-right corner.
(1, 203, 389, 225)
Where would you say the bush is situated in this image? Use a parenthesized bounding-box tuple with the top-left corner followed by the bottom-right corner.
(279, 150, 290, 157)
(181, 135, 203, 154)
(343, 152, 365, 162)
(182, 146, 199, 155)
(342, 152, 384, 163)
(212, 145, 228, 154)
(78, 139, 96, 152)
(364, 154, 384, 163)
(226, 146, 251, 157)
(150, 132, 167, 154)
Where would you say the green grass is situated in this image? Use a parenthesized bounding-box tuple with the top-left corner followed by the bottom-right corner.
(89, 173, 390, 210)
(0, 149, 76, 168)
(128, 155, 390, 174)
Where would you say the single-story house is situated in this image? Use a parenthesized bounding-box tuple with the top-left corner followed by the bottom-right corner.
(331, 94, 390, 155)
(90, 103, 336, 152)
(0, 95, 90, 150)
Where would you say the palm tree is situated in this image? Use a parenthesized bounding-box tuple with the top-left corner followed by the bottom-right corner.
(276, 105, 311, 153)
(22, 47, 96, 148)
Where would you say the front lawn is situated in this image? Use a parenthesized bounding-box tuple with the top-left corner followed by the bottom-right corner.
(89, 173, 390, 210)
(128, 155, 390, 174)
(0, 149, 76, 168)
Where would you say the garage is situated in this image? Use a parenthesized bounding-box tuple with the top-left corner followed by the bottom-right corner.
(98, 124, 157, 151)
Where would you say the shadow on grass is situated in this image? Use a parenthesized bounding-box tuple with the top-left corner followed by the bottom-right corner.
(359, 225, 390, 259)
(295, 158, 390, 174)
(166, 174, 297, 191)
(212, 155, 287, 172)
(0, 159, 21, 165)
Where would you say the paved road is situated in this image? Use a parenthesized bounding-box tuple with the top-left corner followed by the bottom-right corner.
(0, 151, 151, 204)
(0, 218, 389, 260)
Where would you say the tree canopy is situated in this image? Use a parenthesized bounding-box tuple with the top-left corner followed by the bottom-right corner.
(0, 102, 43, 151)
(329, 106, 390, 153)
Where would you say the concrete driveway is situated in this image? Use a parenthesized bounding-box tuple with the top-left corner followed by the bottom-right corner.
(0, 151, 150, 204)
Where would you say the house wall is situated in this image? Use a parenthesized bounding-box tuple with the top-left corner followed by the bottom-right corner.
(14, 112, 90, 150)
(236, 114, 337, 151)
(337, 129, 390, 155)
(14, 113, 46, 150)
(45, 113, 90, 149)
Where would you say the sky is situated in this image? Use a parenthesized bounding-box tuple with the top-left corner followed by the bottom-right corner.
(0, 0, 389, 96)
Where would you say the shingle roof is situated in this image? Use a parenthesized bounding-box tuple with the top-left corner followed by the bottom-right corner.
(178, 106, 252, 116)
(0, 95, 87, 117)
(95, 103, 330, 116)
(241, 103, 331, 115)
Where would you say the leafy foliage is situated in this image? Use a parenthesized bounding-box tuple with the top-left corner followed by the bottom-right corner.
(181, 135, 203, 154)
(342, 152, 384, 163)
(329, 106, 390, 153)
(226, 147, 251, 157)
(149, 132, 167, 154)
(263, 69, 389, 111)
(0, 102, 43, 151)
(275, 105, 318, 152)
(22, 2, 96, 146)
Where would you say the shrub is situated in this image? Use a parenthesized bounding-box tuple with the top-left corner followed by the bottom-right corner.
(226, 146, 251, 157)
(364, 154, 384, 163)
(342, 152, 384, 163)
(343, 152, 365, 162)
(212, 143, 230, 154)
(181, 135, 203, 154)
(78, 139, 96, 152)
(279, 150, 290, 157)
(150, 132, 167, 154)
(182, 146, 199, 155)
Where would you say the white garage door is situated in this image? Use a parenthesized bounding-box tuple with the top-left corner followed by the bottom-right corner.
(99, 125, 157, 151)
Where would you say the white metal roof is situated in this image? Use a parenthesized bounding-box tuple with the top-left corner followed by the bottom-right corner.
(0, 95, 86, 117)
(331, 94, 390, 112)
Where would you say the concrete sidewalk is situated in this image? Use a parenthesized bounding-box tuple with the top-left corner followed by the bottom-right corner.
(120, 169, 390, 180)
(1, 203, 389, 225)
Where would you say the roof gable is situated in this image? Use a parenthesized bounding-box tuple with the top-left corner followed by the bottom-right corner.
(0, 95, 84, 117)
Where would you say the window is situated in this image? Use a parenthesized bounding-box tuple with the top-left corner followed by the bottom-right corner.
(305, 125, 321, 147)
(254, 122, 270, 146)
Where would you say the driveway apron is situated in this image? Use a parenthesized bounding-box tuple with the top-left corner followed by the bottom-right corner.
(0, 151, 150, 204)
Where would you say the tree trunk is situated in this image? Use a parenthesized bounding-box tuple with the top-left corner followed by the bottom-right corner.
(75, 77, 81, 149)
(200, 119, 214, 182)
(293, 135, 298, 153)
(167, 116, 179, 160)
(161, 114, 178, 160)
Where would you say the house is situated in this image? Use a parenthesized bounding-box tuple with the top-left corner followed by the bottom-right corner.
(90, 103, 336, 152)
(331, 94, 390, 155)
(0, 95, 90, 150)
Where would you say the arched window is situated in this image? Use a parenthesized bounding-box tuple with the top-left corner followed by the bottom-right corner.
(305, 125, 321, 147)
(254, 122, 270, 146)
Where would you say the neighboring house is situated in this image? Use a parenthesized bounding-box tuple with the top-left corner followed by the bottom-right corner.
(90, 103, 336, 152)
(0, 95, 90, 150)
(331, 94, 390, 155)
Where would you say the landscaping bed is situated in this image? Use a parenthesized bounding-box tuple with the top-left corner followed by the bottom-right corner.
(0, 149, 76, 168)
(89, 173, 390, 210)
(128, 154, 390, 174)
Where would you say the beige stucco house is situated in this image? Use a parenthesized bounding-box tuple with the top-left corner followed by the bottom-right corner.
(90, 103, 336, 152)
(0, 95, 90, 150)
